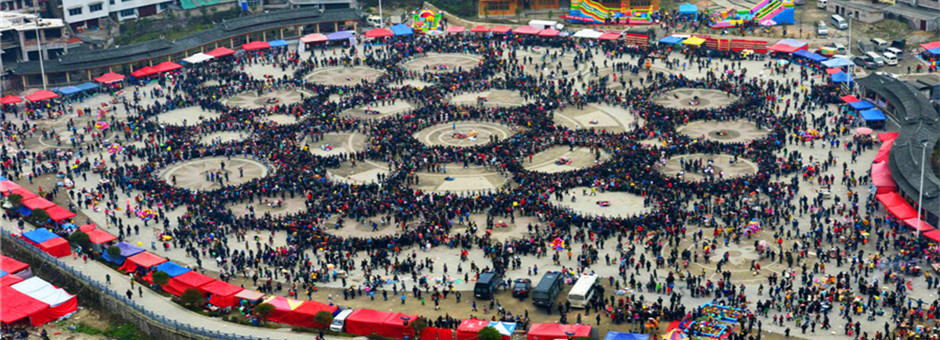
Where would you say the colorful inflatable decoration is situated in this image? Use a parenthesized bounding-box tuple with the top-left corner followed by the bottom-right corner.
(709, 0, 794, 28)
(412, 10, 442, 33)
(565, 0, 655, 24)
(452, 130, 479, 140)
(550, 237, 566, 251)
(137, 208, 157, 221)
(556, 157, 572, 165)
(95, 121, 110, 130)
(107, 144, 123, 154)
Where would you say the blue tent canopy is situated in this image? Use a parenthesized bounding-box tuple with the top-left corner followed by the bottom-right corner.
(659, 36, 685, 45)
(391, 24, 413, 36)
(860, 108, 886, 121)
(822, 57, 855, 68)
(929, 47, 940, 55)
(604, 332, 650, 340)
(268, 39, 288, 47)
(57, 86, 82, 95)
(849, 100, 875, 110)
(0, 175, 6, 181)
(793, 49, 827, 62)
(23, 228, 59, 244)
(102, 241, 145, 264)
(0, 270, 7, 277)
(154, 261, 192, 277)
(831, 72, 852, 83)
(326, 31, 354, 41)
(75, 82, 99, 91)
(487, 321, 517, 336)
(679, 3, 698, 14)
(17, 206, 31, 216)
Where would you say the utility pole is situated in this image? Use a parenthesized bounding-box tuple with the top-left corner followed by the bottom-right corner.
(379, 0, 383, 27)
(33, 7, 46, 90)
(917, 140, 928, 239)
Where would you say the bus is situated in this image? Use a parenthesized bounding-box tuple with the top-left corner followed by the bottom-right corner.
(567, 275, 598, 308)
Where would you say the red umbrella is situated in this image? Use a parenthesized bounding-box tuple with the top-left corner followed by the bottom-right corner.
(1, 95, 22, 104)
(25, 90, 58, 102)
(856, 127, 874, 135)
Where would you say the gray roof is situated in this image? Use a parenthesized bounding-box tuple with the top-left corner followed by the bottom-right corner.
(12, 7, 360, 75)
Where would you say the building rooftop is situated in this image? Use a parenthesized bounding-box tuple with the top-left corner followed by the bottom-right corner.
(885, 2, 940, 20)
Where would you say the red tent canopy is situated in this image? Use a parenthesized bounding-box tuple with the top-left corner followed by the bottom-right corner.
(1, 95, 22, 104)
(471, 25, 490, 33)
(599, 32, 621, 40)
(904, 218, 935, 232)
(0, 286, 49, 326)
(0, 181, 23, 192)
(877, 192, 907, 208)
(7, 188, 36, 200)
(286, 301, 339, 328)
(0, 255, 28, 275)
(879, 132, 899, 142)
(45, 206, 76, 222)
(840, 95, 860, 103)
(0, 275, 23, 286)
(25, 90, 58, 102)
(825, 68, 843, 74)
(456, 319, 490, 340)
(870, 161, 897, 193)
(300, 33, 328, 43)
(538, 29, 560, 37)
(130, 66, 157, 78)
(526, 323, 592, 340)
(79, 224, 96, 232)
(163, 271, 214, 296)
(94, 72, 125, 84)
(38, 238, 70, 258)
(242, 41, 270, 51)
(887, 203, 918, 220)
(923, 230, 940, 242)
(365, 28, 394, 38)
(446, 26, 465, 34)
(874, 139, 894, 163)
(203, 280, 244, 307)
(119, 252, 167, 273)
(921, 41, 940, 50)
(154, 61, 182, 73)
(491, 26, 511, 34)
(85, 229, 117, 244)
(345, 309, 418, 338)
(205, 47, 236, 58)
(21, 196, 55, 210)
(513, 26, 541, 35)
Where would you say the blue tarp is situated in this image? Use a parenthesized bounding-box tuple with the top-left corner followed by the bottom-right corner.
(391, 24, 413, 36)
(268, 39, 288, 47)
(23, 228, 59, 244)
(154, 261, 191, 277)
(0, 270, 6, 277)
(57, 86, 82, 95)
(860, 108, 886, 121)
(326, 31, 354, 41)
(488, 321, 517, 336)
(793, 49, 827, 62)
(928, 47, 940, 55)
(659, 36, 685, 45)
(0, 175, 6, 181)
(102, 241, 145, 264)
(679, 3, 698, 14)
(17, 206, 31, 216)
(604, 332, 650, 340)
(831, 72, 852, 83)
(75, 82, 99, 91)
(849, 101, 875, 110)
(822, 57, 855, 68)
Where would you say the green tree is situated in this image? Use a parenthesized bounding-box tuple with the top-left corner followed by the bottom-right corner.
(107, 245, 121, 258)
(152, 271, 171, 287)
(254, 303, 275, 323)
(478, 326, 502, 340)
(69, 231, 91, 249)
(410, 317, 429, 337)
(313, 310, 334, 329)
(179, 288, 204, 309)
(29, 209, 50, 225)
(7, 193, 23, 208)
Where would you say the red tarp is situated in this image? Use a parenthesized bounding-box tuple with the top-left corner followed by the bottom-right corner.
(35, 294, 76, 326)
(364, 28, 394, 38)
(0, 275, 24, 286)
(344, 309, 418, 338)
(118, 252, 167, 273)
(874, 139, 894, 163)
(527, 323, 592, 340)
(825, 68, 843, 74)
(877, 192, 907, 208)
(513, 26, 541, 35)
(879, 132, 899, 142)
(25, 90, 58, 102)
(1, 95, 21, 104)
(0, 255, 28, 275)
(154, 61, 182, 73)
(491, 26, 511, 34)
(130, 66, 157, 78)
(38, 238, 71, 258)
(284, 301, 339, 329)
(0, 286, 49, 326)
(203, 280, 244, 308)
(21, 196, 55, 210)
(242, 41, 270, 51)
(471, 25, 490, 33)
(163, 271, 214, 296)
(457, 319, 490, 340)
(871, 161, 897, 193)
(205, 47, 236, 58)
(86, 229, 116, 244)
(904, 218, 935, 232)
(94, 72, 125, 84)
(538, 29, 560, 37)
(599, 32, 621, 40)
(840, 95, 860, 103)
(924, 230, 940, 242)
(45, 206, 76, 222)
(422, 327, 454, 340)
(887, 203, 918, 220)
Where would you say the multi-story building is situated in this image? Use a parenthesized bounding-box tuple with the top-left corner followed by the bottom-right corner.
(287, 0, 357, 10)
(61, 0, 173, 30)
(478, 0, 561, 16)
(0, 12, 80, 68)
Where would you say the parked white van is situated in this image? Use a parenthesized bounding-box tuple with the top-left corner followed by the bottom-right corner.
(330, 309, 355, 332)
(830, 14, 848, 29)
(882, 52, 898, 65)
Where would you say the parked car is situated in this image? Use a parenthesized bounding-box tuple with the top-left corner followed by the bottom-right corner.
(892, 38, 906, 49)
(853, 56, 877, 69)
(816, 21, 828, 35)
(512, 279, 532, 298)
(857, 40, 875, 54)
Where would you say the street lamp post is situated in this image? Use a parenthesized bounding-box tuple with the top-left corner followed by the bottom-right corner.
(35, 16, 45, 90)
(917, 140, 929, 238)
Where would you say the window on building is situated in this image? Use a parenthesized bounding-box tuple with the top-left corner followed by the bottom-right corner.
(89, 3, 102, 11)
(119, 8, 135, 16)
(67, 7, 82, 15)
(109, 0, 114, 4)
(485, 1, 510, 11)
(157, 2, 167, 9)
(631, 0, 651, 7)
(538, 0, 554, 5)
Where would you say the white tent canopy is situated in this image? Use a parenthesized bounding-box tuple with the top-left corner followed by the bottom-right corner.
(573, 29, 603, 39)
(11, 277, 75, 307)
(183, 53, 214, 64)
